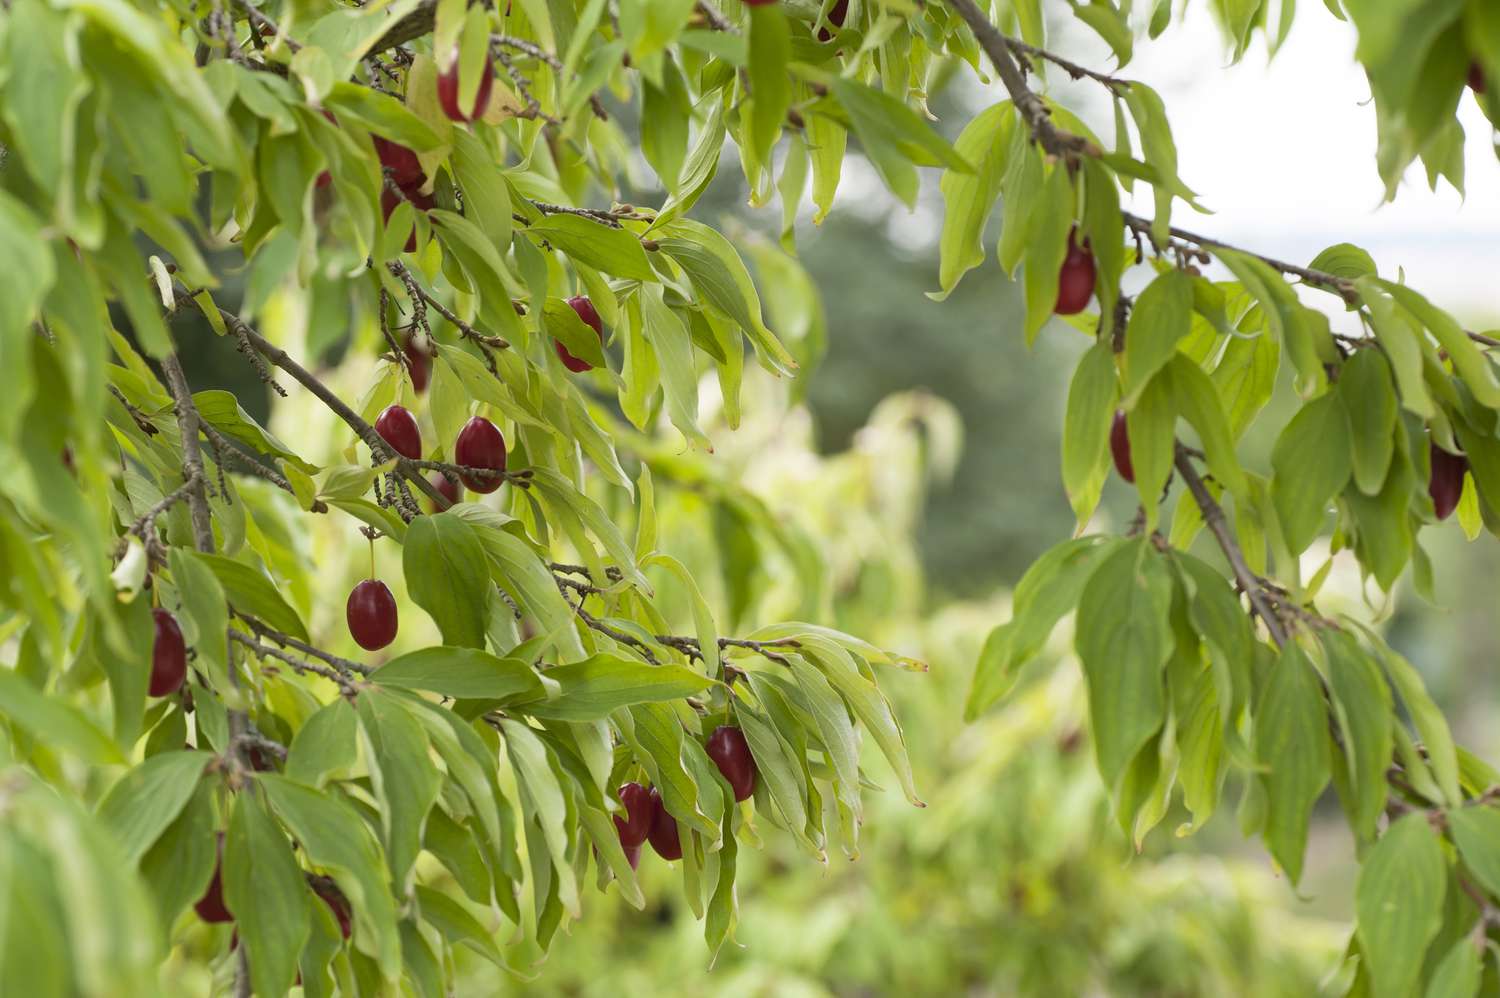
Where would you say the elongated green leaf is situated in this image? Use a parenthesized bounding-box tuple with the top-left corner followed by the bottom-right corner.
(1356, 813, 1446, 998)
(933, 102, 1013, 300)
(224, 788, 310, 998)
(1075, 539, 1173, 791)
(1255, 643, 1330, 885)
(96, 750, 212, 864)
(1123, 270, 1193, 401)
(1061, 339, 1119, 528)
(192, 552, 309, 641)
(1270, 391, 1352, 554)
(498, 719, 580, 916)
(1448, 806, 1500, 897)
(1322, 631, 1393, 841)
(285, 698, 359, 788)
(372, 646, 544, 700)
(967, 535, 1121, 718)
(403, 513, 491, 649)
(0, 667, 125, 765)
(527, 213, 655, 282)
(259, 775, 402, 978)
(358, 690, 441, 887)
(517, 656, 712, 721)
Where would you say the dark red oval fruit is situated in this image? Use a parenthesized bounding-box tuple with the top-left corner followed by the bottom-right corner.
(149, 608, 188, 697)
(1110, 411, 1135, 484)
(437, 49, 496, 123)
(705, 725, 757, 802)
(311, 877, 353, 939)
(372, 136, 424, 187)
(404, 337, 431, 393)
(646, 787, 682, 861)
(430, 474, 461, 511)
(1055, 229, 1097, 315)
(195, 836, 233, 923)
(1429, 443, 1467, 521)
(1469, 62, 1487, 95)
(556, 295, 605, 372)
(624, 844, 641, 870)
(613, 782, 654, 848)
(816, 0, 848, 41)
(346, 579, 398, 651)
(375, 405, 423, 461)
(454, 416, 507, 493)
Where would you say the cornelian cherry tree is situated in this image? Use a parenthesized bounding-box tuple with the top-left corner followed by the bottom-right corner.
(1, 0, 1499, 994)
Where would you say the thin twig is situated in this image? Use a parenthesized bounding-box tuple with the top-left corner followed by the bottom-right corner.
(235, 614, 375, 677)
(1173, 444, 1288, 647)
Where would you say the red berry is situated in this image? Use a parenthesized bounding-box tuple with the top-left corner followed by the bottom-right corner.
(346, 579, 398, 651)
(437, 49, 496, 123)
(404, 337, 431, 393)
(1429, 443, 1467, 521)
(453, 416, 507, 493)
(430, 474, 461, 511)
(705, 725, 757, 802)
(316, 170, 332, 189)
(1469, 62, 1487, 95)
(613, 782, 654, 848)
(195, 836, 233, 923)
(1055, 229, 1097, 315)
(624, 844, 641, 870)
(816, 0, 847, 42)
(375, 405, 423, 460)
(556, 295, 605, 373)
(149, 608, 187, 697)
(646, 787, 682, 861)
(372, 136, 424, 187)
(311, 877, 353, 939)
(1110, 411, 1135, 484)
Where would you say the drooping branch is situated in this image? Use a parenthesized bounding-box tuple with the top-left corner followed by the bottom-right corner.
(178, 291, 449, 510)
(942, 0, 1099, 161)
(1172, 444, 1289, 648)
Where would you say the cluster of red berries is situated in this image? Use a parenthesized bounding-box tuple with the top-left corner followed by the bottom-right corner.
(612, 726, 757, 867)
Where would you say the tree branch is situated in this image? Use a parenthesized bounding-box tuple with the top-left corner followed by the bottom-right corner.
(178, 291, 450, 509)
(1173, 444, 1289, 648)
(942, 0, 1099, 160)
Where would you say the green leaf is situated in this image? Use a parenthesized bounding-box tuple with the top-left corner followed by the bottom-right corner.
(1356, 813, 1446, 998)
(192, 390, 315, 472)
(1022, 166, 1074, 345)
(526, 213, 656, 282)
(747, 4, 791, 168)
(414, 885, 509, 968)
(1377, 279, 1500, 408)
(324, 80, 442, 151)
(224, 788, 310, 997)
(1255, 643, 1330, 885)
(1339, 348, 1399, 494)
(1448, 806, 1500, 897)
(621, 702, 718, 838)
(736, 700, 813, 851)
(357, 690, 442, 887)
(285, 698, 359, 788)
(0, 193, 53, 442)
(138, 778, 217, 928)
(655, 218, 798, 375)
(1075, 539, 1173, 791)
(450, 129, 512, 253)
(1073, 0, 1133, 66)
(1322, 630, 1393, 841)
(1128, 367, 1178, 531)
(1168, 353, 1248, 499)
(402, 513, 492, 649)
(1359, 277, 1434, 419)
(453, 514, 586, 662)
(518, 655, 712, 721)
(1425, 938, 1482, 998)
(1061, 339, 1120, 527)
(1309, 242, 1378, 280)
(168, 548, 229, 687)
(372, 646, 544, 701)
(1270, 391, 1352, 554)
(0, 667, 125, 765)
(260, 775, 402, 978)
(96, 750, 212, 864)
(192, 552, 309, 641)
(827, 76, 971, 207)
(966, 536, 1121, 718)
(498, 719, 580, 917)
(933, 101, 1013, 300)
(1379, 642, 1461, 807)
(636, 285, 710, 449)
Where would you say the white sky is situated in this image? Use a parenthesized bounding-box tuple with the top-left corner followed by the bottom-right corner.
(1049, 4, 1499, 324)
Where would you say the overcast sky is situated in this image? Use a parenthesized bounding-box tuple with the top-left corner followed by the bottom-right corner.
(1055, 4, 1499, 324)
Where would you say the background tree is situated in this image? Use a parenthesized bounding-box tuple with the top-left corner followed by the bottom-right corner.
(1, 0, 1498, 995)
